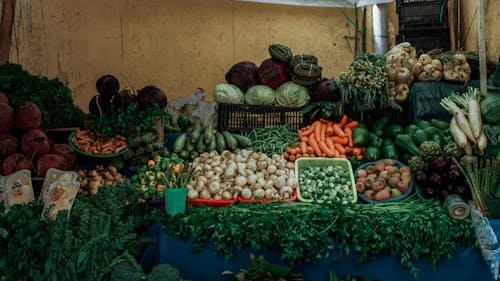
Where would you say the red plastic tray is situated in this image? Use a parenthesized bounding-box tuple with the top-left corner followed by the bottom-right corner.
(186, 198, 237, 207)
(238, 189, 297, 203)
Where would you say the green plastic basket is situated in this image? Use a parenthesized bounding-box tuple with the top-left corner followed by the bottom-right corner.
(295, 157, 357, 204)
(164, 188, 187, 215)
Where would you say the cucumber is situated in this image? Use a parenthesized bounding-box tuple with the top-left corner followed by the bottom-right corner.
(231, 133, 252, 148)
(179, 150, 190, 160)
(172, 133, 188, 153)
(185, 142, 194, 152)
(189, 151, 200, 161)
(190, 121, 202, 143)
(223, 131, 238, 150)
(430, 118, 450, 130)
(204, 123, 214, 145)
(215, 132, 226, 152)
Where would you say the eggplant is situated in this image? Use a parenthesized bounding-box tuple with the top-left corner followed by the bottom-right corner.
(429, 173, 444, 188)
(429, 157, 449, 174)
(438, 190, 450, 201)
(415, 169, 428, 186)
(422, 187, 437, 199)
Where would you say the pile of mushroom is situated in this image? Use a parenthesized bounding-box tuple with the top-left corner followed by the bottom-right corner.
(187, 150, 296, 201)
(443, 53, 471, 82)
(385, 42, 417, 103)
(412, 54, 443, 82)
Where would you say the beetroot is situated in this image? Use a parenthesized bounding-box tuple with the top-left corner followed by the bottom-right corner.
(0, 92, 8, 104)
(2, 153, 32, 175)
(21, 129, 50, 158)
(0, 103, 14, 133)
(258, 59, 288, 90)
(0, 133, 19, 158)
(0, 159, 3, 175)
(15, 102, 42, 131)
(36, 154, 67, 177)
(50, 143, 76, 170)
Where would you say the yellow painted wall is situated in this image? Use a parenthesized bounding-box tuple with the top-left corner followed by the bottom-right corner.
(8, 0, 360, 112)
(461, 0, 500, 60)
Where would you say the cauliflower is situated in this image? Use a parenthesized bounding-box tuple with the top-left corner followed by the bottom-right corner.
(419, 140, 443, 162)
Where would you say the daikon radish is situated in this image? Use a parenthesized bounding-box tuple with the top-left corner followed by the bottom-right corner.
(449, 117, 468, 149)
(441, 97, 476, 144)
(468, 88, 483, 139)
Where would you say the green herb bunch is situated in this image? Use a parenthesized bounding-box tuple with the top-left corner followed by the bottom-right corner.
(87, 103, 171, 138)
(153, 200, 475, 277)
(0, 184, 150, 281)
(0, 62, 85, 128)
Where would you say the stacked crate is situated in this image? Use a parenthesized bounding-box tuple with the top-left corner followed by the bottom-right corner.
(396, 0, 450, 52)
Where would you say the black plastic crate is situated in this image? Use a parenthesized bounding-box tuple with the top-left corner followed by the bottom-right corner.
(397, 27, 450, 52)
(217, 103, 306, 133)
(397, 0, 449, 30)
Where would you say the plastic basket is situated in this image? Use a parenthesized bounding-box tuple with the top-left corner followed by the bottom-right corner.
(186, 198, 237, 208)
(295, 157, 357, 203)
(68, 131, 128, 158)
(164, 188, 187, 215)
(217, 103, 306, 133)
(355, 159, 413, 204)
(238, 189, 298, 203)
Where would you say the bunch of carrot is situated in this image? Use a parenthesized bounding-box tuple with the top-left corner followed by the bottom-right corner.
(283, 115, 364, 161)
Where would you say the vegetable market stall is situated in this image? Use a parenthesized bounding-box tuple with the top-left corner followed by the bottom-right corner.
(139, 203, 497, 281)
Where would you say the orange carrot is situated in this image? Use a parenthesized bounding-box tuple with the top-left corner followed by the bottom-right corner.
(334, 143, 346, 154)
(288, 146, 297, 155)
(320, 123, 327, 142)
(344, 146, 352, 154)
(326, 122, 334, 136)
(352, 147, 363, 156)
(339, 115, 348, 127)
(357, 154, 364, 160)
(339, 154, 347, 159)
(314, 121, 322, 141)
(330, 136, 348, 146)
(333, 149, 340, 158)
(300, 136, 308, 142)
(319, 118, 332, 124)
(344, 121, 359, 129)
(289, 155, 296, 161)
(319, 141, 334, 157)
(344, 127, 354, 148)
(300, 125, 315, 137)
(300, 141, 308, 154)
(332, 124, 346, 138)
(326, 138, 336, 153)
(283, 152, 290, 159)
(308, 135, 322, 157)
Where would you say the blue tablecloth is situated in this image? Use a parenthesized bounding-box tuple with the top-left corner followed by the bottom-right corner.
(140, 221, 498, 281)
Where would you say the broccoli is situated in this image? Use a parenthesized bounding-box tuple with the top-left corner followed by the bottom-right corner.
(419, 140, 443, 162)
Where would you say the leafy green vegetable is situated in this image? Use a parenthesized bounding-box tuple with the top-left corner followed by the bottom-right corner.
(152, 200, 475, 277)
(0, 62, 85, 128)
(0, 184, 150, 281)
(275, 81, 310, 107)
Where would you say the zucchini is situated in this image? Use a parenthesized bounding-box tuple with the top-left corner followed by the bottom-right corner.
(231, 133, 252, 148)
(207, 136, 217, 152)
(189, 151, 200, 161)
(172, 133, 188, 153)
(223, 131, 238, 150)
(190, 121, 202, 143)
(215, 132, 226, 152)
(179, 150, 190, 160)
(384, 124, 404, 138)
(352, 127, 370, 147)
(203, 123, 215, 145)
(430, 118, 449, 130)
(196, 136, 207, 153)
(422, 126, 443, 138)
(184, 142, 194, 152)
(405, 124, 418, 136)
(416, 120, 431, 130)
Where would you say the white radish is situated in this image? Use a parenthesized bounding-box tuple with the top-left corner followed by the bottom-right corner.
(467, 88, 483, 139)
(464, 141, 473, 156)
(477, 130, 488, 154)
(449, 117, 468, 149)
(440, 97, 476, 144)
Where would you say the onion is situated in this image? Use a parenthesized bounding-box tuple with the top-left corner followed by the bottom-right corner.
(387, 68, 398, 81)
(431, 70, 443, 81)
(418, 54, 432, 65)
(412, 62, 424, 76)
(397, 67, 411, 83)
(431, 59, 443, 71)
(423, 64, 434, 74)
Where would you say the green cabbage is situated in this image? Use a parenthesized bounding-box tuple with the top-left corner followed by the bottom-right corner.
(213, 84, 245, 104)
(275, 81, 310, 107)
(245, 85, 276, 105)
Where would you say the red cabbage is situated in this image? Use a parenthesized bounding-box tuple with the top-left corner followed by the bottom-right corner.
(225, 61, 259, 93)
(136, 86, 168, 109)
(310, 78, 341, 102)
(258, 59, 288, 90)
(112, 88, 136, 109)
(96, 75, 120, 99)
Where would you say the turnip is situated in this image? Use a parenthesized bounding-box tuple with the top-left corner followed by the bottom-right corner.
(0, 103, 14, 133)
(0, 133, 19, 158)
(36, 154, 67, 177)
(50, 143, 76, 170)
(14, 102, 42, 131)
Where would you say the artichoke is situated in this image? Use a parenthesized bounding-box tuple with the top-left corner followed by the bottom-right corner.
(408, 156, 425, 172)
(419, 140, 443, 162)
